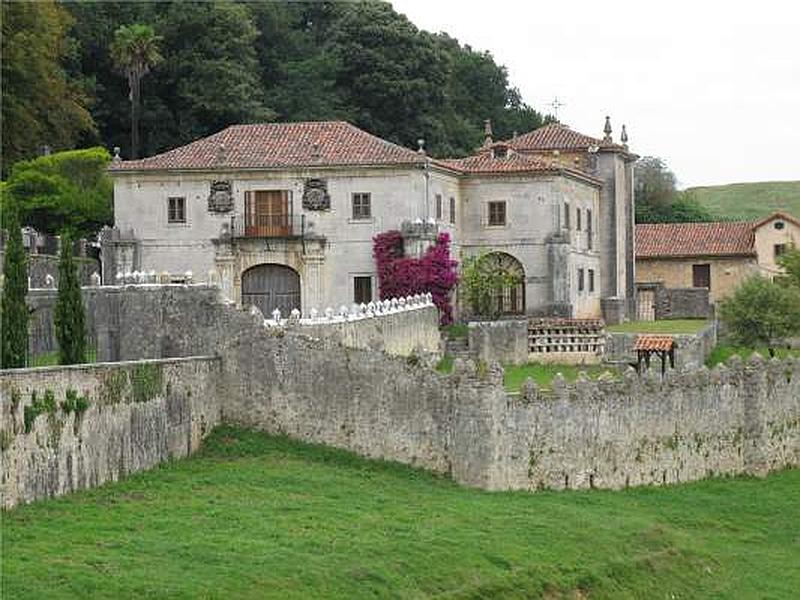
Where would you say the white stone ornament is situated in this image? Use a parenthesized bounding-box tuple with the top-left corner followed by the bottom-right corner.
(325, 307, 335, 320)
(339, 305, 349, 319)
(44, 274, 56, 289)
(289, 308, 301, 322)
(90, 272, 101, 286)
(115, 272, 124, 284)
(185, 270, 193, 283)
(309, 308, 319, 320)
(271, 308, 282, 322)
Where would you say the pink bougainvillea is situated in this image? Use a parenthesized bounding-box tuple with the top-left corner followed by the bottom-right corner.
(373, 230, 459, 324)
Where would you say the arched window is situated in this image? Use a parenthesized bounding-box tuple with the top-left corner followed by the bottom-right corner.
(483, 252, 526, 315)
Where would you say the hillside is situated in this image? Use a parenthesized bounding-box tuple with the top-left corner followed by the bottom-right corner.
(4, 426, 799, 599)
(687, 180, 800, 221)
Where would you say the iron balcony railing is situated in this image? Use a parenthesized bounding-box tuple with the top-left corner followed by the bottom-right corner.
(231, 213, 306, 239)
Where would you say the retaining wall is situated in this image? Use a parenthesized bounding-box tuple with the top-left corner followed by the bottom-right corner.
(0, 356, 220, 508)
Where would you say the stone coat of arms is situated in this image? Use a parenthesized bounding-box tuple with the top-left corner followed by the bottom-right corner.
(208, 181, 233, 213)
(302, 179, 331, 211)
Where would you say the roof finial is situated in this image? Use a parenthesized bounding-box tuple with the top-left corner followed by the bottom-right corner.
(112, 146, 121, 161)
(483, 119, 493, 147)
(311, 142, 321, 160)
(216, 142, 227, 165)
(417, 138, 426, 155)
(603, 116, 612, 143)
(620, 124, 628, 147)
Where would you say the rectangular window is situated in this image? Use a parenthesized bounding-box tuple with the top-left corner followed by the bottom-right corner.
(352, 192, 371, 220)
(435, 194, 442, 220)
(449, 196, 456, 224)
(564, 202, 571, 230)
(576, 207, 582, 231)
(775, 244, 787, 260)
(692, 264, 711, 289)
(353, 276, 373, 304)
(488, 201, 506, 226)
(588, 269, 595, 292)
(578, 268, 585, 292)
(167, 197, 186, 223)
(586, 208, 593, 249)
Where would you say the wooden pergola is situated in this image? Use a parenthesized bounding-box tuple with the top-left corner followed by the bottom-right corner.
(634, 335, 676, 375)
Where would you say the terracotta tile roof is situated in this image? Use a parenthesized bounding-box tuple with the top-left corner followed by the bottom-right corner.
(109, 121, 426, 172)
(636, 222, 756, 259)
(434, 152, 602, 184)
(507, 123, 625, 153)
(435, 152, 556, 174)
(634, 335, 675, 352)
(751, 211, 800, 231)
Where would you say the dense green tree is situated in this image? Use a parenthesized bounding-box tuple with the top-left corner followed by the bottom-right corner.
(1, 206, 29, 368)
(719, 276, 800, 355)
(54, 230, 87, 365)
(111, 23, 163, 159)
(0, 0, 94, 175)
(777, 246, 800, 288)
(153, 1, 273, 146)
(635, 157, 714, 223)
(59, 1, 547, 159)
(2, 148, 113, 238)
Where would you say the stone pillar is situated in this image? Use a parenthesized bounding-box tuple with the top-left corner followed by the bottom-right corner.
(546, 232, 572, 317)
(213, 237, 236, 302)
(302, 241, 326, 314)
(742, 355, 769, 477)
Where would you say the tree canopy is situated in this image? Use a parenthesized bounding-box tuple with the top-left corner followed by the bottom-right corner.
(634, 156, 715, 224)
(28, 0, 546, 163)
(1, 0, 94, 175)
(2, 148, 113, 237)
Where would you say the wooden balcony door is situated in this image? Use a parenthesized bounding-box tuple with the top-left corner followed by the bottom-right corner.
(245, 190, 291, 237)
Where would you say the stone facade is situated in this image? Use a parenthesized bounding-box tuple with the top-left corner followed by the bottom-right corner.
(637, 255, 759, 304)
(107, 121, 636, 322)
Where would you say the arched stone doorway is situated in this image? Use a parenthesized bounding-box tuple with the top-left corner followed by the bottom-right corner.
(484, 252, 525, 315)
(241, 264, 301, 317)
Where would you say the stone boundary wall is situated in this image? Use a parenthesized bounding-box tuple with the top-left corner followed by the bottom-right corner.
(27, 284, 222, 361)
(0, 356, 221, 508)
(0, 251, 99, 289)
(489, 355, 800, 490)
(6, 290, 799, 507)
(605, 321, 718, 368)
(265, 295, 441, 357)
(467, 320, 529, 365)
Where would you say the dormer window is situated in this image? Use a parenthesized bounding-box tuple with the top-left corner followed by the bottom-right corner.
(491, 144, 510, 159)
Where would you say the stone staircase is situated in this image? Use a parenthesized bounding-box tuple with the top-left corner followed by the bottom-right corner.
(445, 336, 471, 361)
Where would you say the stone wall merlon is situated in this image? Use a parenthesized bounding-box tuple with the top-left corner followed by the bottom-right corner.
(261, 292, 434, 324)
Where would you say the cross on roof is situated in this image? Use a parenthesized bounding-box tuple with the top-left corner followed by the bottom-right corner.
(549, 97, 566, 120)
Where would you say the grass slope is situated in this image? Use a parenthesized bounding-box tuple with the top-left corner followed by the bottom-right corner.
(606, 319, 708, 334)
(687, 180, 800, 221)
(3, 427, 799, 599)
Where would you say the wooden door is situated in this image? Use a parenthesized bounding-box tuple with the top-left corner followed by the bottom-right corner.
(637, 289, 655, 321)
(692, 264, 711, 289)
(245, 191, 290, 237)
(241, 264, 301, 317)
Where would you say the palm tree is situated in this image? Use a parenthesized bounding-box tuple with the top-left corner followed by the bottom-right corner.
(110, 24, 162, 159)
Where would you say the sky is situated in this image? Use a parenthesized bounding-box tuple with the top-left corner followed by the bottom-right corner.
(391, 0, 800, 188)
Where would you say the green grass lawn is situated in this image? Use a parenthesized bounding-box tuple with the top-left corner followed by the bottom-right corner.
(705, 344, 800, 367)
(687, 180, 800, 221)
(504, 362, 614, 391)
(607, 319, 708, 334)
(3, 427, 798, 599)
(29, 348, 98, 368)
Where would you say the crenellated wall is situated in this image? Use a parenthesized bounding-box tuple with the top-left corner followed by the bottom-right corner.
(4, 286, 799, 508)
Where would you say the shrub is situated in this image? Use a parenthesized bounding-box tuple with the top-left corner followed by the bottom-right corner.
(719, 276, 800, 355)
(373, 231, 458, 324)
